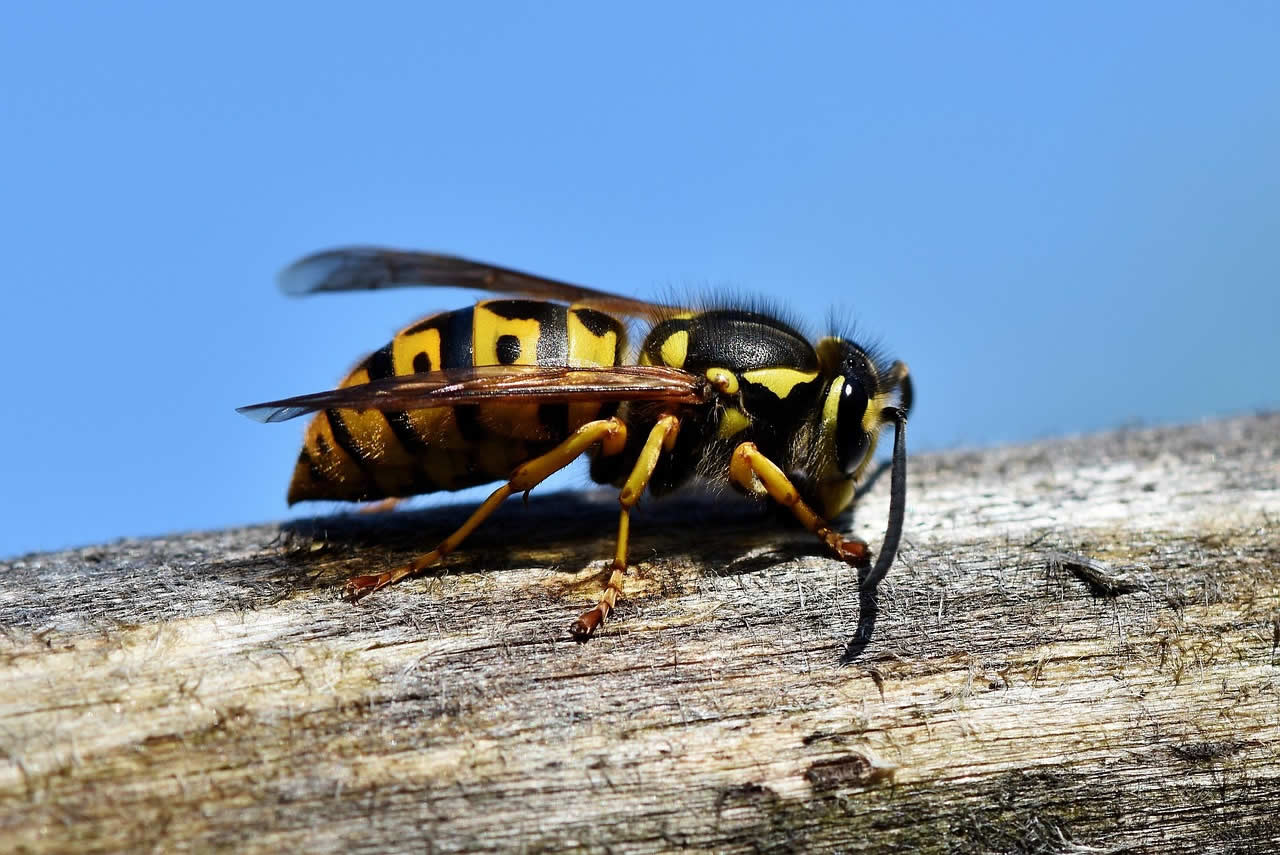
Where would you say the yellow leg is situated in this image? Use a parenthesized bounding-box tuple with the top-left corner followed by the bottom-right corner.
(728, 442, 871, 566)
(571, 414, 680, 639)
(344, 417, 629, 601)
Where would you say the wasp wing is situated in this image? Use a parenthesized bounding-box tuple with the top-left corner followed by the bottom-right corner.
(238, 364, 707, 423)
(278, 247, 673, 317)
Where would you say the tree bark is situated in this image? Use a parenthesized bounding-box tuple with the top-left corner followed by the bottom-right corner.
(2, 413, 1278, 854)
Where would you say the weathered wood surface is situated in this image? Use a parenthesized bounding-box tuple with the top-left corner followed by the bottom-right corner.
(2, 413, 1278, 854)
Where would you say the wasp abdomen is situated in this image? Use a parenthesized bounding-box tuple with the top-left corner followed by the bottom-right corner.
(287, 300, 626, 504)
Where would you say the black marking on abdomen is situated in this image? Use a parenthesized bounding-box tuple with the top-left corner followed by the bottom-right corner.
(440, 307, 484, 440)
(481, 300, 568, 365)
(442, 307, 476, 369)
(362, 342, 429, 452)
(325, 409, 375, 468)
(412, 352, 432, 373)
(454, 405, 488, 441)
(386, 410, 431, 452)
(402, 314, 442, 336)
(483, 299, 558, 322)
(496, 334, 522, 364)
(536, 305, 569, 363)
(322, 409, 381, 499)
(572, 307, 621, 337)
(368, 343, 395, 380)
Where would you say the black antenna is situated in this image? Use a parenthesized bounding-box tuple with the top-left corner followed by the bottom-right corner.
(859, 406, 907, 593)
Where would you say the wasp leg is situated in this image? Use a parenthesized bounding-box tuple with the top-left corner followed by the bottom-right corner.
(728, 442, 872, 566)
(344, 417, 629, 601)
(571, 414, 681, 640)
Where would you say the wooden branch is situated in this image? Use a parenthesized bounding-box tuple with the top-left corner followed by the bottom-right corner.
(3, 414, 1278, 853)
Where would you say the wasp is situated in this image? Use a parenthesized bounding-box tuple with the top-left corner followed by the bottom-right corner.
(239, 248, 912, 639)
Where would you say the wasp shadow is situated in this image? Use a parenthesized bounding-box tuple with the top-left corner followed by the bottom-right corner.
(622, 488, 885, 657)
(215, 484, 884, 655)
(838, 586, 882, 665)
(264, 490, 622, 589)
(253, 487, 817, 592)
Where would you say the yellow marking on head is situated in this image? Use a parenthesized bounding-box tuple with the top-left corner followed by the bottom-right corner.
(819, 379, 885, 483)
(862, 392, 888, 433)
(815, 379, 848, 483)
(705, 367, 739, 395)
(822, 378, 844, 430)
(392, 326, 442, 375)
(717, 406, 751, 439)
(660, 330, 689, 368)
(742, 368, 819, 399)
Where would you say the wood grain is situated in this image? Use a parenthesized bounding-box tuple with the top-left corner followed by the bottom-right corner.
(2, 413, 1278, 853)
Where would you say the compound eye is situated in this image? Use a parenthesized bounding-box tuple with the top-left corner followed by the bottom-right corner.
(836, 379, 870, 475)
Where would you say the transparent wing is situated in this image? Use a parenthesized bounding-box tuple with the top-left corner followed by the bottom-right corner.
(279, 247, 674, 317)
(238, 364, 707, 423)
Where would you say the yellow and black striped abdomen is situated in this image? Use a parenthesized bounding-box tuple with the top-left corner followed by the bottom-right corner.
(287, 299, 625, 504)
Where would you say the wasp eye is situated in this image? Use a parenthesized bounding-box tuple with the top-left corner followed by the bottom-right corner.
(836, 379, 870, 475)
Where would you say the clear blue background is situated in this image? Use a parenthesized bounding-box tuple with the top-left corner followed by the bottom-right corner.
(3, 3, 1277, 559)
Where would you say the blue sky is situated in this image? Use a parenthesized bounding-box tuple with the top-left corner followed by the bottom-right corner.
(2, 3, 1277, 558)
